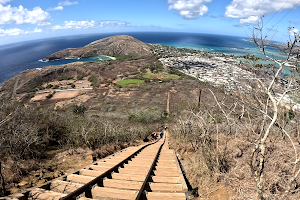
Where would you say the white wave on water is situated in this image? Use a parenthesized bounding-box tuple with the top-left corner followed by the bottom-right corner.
(65, 57, 80, 60)
(36, 68, 42, 70)
(38, 59, 48, 62)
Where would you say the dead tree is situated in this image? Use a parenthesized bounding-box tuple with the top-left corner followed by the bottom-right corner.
(250, 19, 300, 200)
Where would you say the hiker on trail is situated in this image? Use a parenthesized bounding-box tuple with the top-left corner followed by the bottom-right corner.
(154, 132, 157, 140)
(158, 127, 162, 132)
(164, 126, 167, 130)
(160, 131, 164, 138)
(151, 132, 156, 139)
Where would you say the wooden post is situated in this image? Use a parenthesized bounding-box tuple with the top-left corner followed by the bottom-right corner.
(198, 89, 202, 109)
(166, 92, 170, 116)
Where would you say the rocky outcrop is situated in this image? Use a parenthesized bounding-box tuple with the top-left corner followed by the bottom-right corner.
(43, 35, 153, 61)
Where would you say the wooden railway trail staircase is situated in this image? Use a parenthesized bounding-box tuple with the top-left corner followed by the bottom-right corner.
(4, 132, 188, 200)
(3, 92, 189, 200)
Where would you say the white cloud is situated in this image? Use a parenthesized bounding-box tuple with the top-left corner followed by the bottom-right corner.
(52, 20, 129, 30)
(289, 28, 299, 37)
(48, 6, 63, 11)
(0, 0, 10, 4)
(0, 4, 50, 25)
(168, 0, 212, 19)
(48, 0, 77, 12)
(58, 0, 78, 6)
(0, 0, 10, 5)
(225, 0, 300, 24)
(240, 16, 259, 24)
(0, 28, 26, 36)
(0, 27, 42, 36)
(33, 28, 42, 33)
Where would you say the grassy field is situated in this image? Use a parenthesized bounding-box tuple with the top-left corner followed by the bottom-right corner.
(115, 79, 145, 87)
(143, 72, 180, 80)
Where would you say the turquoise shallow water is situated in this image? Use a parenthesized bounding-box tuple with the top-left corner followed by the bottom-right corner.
(160, 37, 292, 74)
(40, 55, 111, 66)
(163, 41, 286, 60)
(0, 32, 288, 85)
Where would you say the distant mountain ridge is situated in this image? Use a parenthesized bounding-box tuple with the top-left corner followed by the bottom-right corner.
(43, 35, 153, 61)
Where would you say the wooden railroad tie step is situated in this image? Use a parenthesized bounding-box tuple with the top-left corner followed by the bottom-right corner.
(153, 170, 179, 177)
(158, 154, 175, 159)
(103, 179, 143, 190)
(139, 151, 159, 155)
(132, 155, 156, 159)
(124, 162, 152, 168)
(155, 166, 178, 171)
(122, 164, 151, 170)
(29, 188, 66, 200)
(160, 153, 175, 156)
(118, 168, 149, 175)
(131, 158, 155, 163)
(128, 160, 153, 165)
(96, 161, 120, 167)
(151, 176, 181, 184)
(159, 152, 175, 156)
(156, 163, 178, 168)
(148, 182, 183, 192)
(66, 174, 95, 184)
(157, 159, 176, 163)
(159, 156, 175, 159)
(97, 161, 123, 166)
(50, 180, 83, 194)
(89, 165, 112, 172)
(91, 186, 138, 200)
(3, 134, 189, 200)
(111, 173, 146, 182)
(145, 191, 186, 200)
(80, 169, 104, 177)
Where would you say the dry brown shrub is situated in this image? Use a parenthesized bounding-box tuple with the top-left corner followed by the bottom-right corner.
(169, 86, 300, 199)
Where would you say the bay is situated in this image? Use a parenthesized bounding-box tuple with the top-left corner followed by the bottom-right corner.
(0, 32, 283, 86)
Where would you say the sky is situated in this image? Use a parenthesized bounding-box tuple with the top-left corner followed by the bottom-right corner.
(0, 0, 299, 45)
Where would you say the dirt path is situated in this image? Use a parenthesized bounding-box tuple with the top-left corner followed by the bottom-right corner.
(11, 76, 19, 99)
(167, 91, 170, 115)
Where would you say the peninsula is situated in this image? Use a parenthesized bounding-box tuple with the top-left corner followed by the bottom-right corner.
(42, 35, 152, 61)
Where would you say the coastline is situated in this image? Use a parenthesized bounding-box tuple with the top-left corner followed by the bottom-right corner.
(0, 32, 287, 86)
(104, 55, 116, 60)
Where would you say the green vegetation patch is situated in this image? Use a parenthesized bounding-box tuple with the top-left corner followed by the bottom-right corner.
(58, 76, 73, 81)
(143, 72, 180, 80)
(38, 85, 45, 90)
(46, 84, 53, 89)
(46, 93, 53, 99)
(88, 76, 96, 83)
(115, 79, 145, 87)
(88, 76, 99, 87)
(115, 54, 138, 61)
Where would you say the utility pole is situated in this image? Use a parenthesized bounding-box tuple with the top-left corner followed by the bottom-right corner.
(198, 89, 202, 109)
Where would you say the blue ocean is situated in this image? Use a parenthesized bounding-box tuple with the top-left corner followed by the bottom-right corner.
(0, 32, 283, 86)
